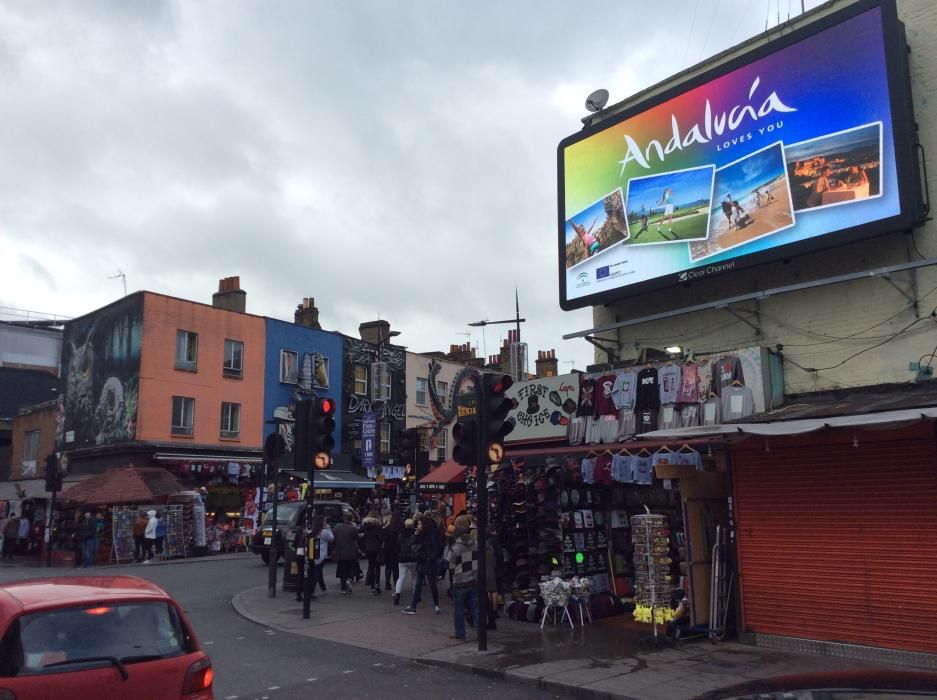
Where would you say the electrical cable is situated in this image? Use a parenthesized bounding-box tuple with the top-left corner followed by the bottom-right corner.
(797, 314, 936, 373)
(920, 340, 937, 369)
(699, 0, 722, 63)
(683, 0, 702, 67)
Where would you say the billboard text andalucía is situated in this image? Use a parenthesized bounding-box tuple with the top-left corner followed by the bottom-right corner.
(558, 0, 918, 311)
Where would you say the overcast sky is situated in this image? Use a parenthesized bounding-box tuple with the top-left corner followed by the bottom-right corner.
(0, 0, 824, 372)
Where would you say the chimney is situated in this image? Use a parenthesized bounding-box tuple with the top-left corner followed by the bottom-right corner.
(359, 320, 392, 346)
(212, 276, 246, 313)
(294, 297, 322, 329)
(446, 342, 476, 365)
(536, 349, 559, 378)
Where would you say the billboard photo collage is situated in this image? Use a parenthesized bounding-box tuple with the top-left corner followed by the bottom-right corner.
(561, 4, 901, 305)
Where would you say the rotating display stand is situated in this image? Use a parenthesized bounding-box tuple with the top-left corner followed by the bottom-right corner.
(631, 511, 674, 647)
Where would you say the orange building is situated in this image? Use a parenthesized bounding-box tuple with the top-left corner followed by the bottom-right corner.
(59, 278, 266, 486)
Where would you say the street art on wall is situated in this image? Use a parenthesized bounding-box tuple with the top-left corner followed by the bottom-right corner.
(58, 295, 143, 449)
(341, 337, 406, 461)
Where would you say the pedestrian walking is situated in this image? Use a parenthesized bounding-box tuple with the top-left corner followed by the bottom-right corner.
(312, 516, 334, 594)
(154, 512, 166, 560)
(360, 510, 384, 595)
(78, 511, 97, 568)
(142, 509, 158, 562)
(382, 512, 403, 591)
(394, 518, 417, 606)
(132, 512, 148, 563)
(2, 513, 19, 561)
(332, 512, 359, 594)
(446, 515, 479, 640)
(402, 516, 441, 615)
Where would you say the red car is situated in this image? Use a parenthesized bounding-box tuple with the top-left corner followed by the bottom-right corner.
(0, 576, 213, 700)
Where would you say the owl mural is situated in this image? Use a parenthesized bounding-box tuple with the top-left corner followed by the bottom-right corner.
(65, 323, 97, 430)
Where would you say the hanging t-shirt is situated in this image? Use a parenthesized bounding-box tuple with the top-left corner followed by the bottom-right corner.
(611, 370, 637, 410)
(611, 454, 633, 483)
(721, 384, 755, 420)
(578, 377, 596, 417)
(637, 408, 658, 434)
(702, 396, 722, 426)
(580, 458, 596, 484)
(658, 364, 681, 405)
(594, 374, 618, 416)
(594, 455, 613, 485)
(679, 403, 699, 428)
(676, 363, 700, 404)
(617, 408, 637, 441)
(658, 404, 678, 430)
(632, 454, 654, 485)
(711, 356, 745, 396)
(674, 449, 703, 469)
(635, 368, 660, 410)
(697, 360, 714, 401)
(651, 449, 677, 472)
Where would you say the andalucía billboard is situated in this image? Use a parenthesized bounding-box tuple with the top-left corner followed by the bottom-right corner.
(558, 0, 919, 311)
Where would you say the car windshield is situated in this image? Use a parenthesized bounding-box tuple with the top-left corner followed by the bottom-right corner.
(261, 502, 303, 525)
(0, 602, 188, 676)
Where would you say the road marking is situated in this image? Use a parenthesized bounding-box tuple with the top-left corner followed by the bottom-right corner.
(224, 696, 238, 699)
(373, 662, 383, 667)
(267, 686, 280, 691)
(342, 669, 354, 674)
(203, 640, 215, 645)
(306, 677, 317, 682)
(235, 636, 245, 640)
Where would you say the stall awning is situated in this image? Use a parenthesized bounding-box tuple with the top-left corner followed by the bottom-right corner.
(0, 475, 92, 502)
(418, 461, 466, 492)
(285, 470, 375, 489)
(637, 406, 937, 440)
(505, 436, 727, 460)
(58, 468, 183, 506)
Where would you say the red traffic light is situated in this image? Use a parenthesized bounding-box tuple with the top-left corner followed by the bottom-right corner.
(491, 375, 513, 394)
(317, 397, 335, 415)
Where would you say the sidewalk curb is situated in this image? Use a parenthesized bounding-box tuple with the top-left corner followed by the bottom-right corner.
(4, 552, 255, 574)
(231, 585, 637, 700)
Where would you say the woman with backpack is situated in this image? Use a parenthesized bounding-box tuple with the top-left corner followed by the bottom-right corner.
(393, 518, 417, 606)
(402, 516, 441, 615)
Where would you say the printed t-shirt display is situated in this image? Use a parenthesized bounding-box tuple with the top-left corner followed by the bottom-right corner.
(711, 356, 745, 396)
(658, 364, 681, 404)
(635, 368, 660, 411)
(611, 370, 637, 410)
(676, 362, 700, 404)
(578, 377, 596, 417)
(594, 374, 618, 416)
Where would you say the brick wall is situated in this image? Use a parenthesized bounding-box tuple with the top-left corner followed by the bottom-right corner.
(10, 403, 58, 480)
(592, 0, 937, 395)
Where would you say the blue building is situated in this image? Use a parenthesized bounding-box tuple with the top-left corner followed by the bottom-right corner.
(263, 300, 344, 465)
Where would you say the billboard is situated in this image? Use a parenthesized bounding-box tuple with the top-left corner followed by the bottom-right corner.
(558, 0, 918, 310)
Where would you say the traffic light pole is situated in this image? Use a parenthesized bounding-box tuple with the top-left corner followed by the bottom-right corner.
(302, 446, 316, 619)
(267, 461, 279, 599)
(46, 489, 56, 568)
(475, 380, 489, 652)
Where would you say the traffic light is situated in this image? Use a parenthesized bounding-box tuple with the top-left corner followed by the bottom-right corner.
(481, 374, 515, 464)
(396, 428, 419, 465)
(293, 399, 312, 472)
(44, 453, 62, 493)
(310, 397, 336, 468)
(452, 393, 480, 467)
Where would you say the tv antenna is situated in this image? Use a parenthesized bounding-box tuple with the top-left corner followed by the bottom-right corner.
(108, 269, 127, 297)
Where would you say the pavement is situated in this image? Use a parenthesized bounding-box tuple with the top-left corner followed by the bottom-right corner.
(232, 565, 906, 700)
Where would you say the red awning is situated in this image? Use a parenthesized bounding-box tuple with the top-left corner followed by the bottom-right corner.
(59, 468, 182, 506)
(418, 461, 466, 492)
(505, 436, 727, 459)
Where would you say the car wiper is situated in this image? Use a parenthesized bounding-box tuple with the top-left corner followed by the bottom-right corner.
(44, 655, 129, 680)
(120, 654, 163, 664)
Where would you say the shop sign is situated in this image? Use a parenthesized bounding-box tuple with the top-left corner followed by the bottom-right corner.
(361, 412, 377, 471)
(558, 0, 919, 310)
(505, 374, 579, 443)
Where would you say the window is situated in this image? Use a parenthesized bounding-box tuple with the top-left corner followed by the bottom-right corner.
(371, 362, 391, 401)
(171, 396, 195, 436)
(436, 380, 449, 408)
(415, 377, 427, 405)
(175, 330, 198, 371)
(380, 422, 390, 456)
(352, 420, 362, 452)
(220, 402, 240, 439)
(22, 430, 39, 478)
(354, 365, 368, 396)
(436, 429, 447, 463)
(280, 350, 298, 384)
(223, 339, 243, 378)
(7, 602, 188, 676)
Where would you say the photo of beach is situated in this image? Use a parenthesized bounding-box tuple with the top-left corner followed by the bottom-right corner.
(690, 142, 795, 262)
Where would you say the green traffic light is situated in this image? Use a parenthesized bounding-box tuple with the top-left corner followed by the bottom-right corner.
(575, 552, 585, 564)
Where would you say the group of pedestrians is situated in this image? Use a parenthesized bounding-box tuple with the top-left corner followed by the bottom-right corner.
(305, 502, 500, 642)
(131, 510, 166, 564)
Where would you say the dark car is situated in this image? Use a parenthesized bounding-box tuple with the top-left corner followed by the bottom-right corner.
(252, 500, 358, 564)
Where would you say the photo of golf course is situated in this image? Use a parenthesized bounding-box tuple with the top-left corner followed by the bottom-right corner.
(624, 165, 714, 246)
(690, 142, 795, 262)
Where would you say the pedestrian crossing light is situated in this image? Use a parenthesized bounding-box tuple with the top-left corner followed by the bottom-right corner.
(575, 551, 585, 565)
(482, 374, 515, 464)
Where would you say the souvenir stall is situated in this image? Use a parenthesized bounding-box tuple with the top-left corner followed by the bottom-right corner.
(0, 480, 52, 564)
(417, 461, 467, 516)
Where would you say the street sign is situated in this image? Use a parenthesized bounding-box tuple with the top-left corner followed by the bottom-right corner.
(362, 411, 377, 471)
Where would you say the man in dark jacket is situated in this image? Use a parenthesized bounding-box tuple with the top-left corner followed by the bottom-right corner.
(446, 515, 478, 640)
(332, 512, 360, 594)
(78, 512, 97, 568)
(394, 519, 417, 606)
(359, 511, 384, 595)
(402, 516, 441, 615)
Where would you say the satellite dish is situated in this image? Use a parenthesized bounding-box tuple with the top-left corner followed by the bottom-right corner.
(585, 88, 609, 113)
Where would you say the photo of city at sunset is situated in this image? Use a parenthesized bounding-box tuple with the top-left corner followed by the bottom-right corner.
(784, 122, 882, 212)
